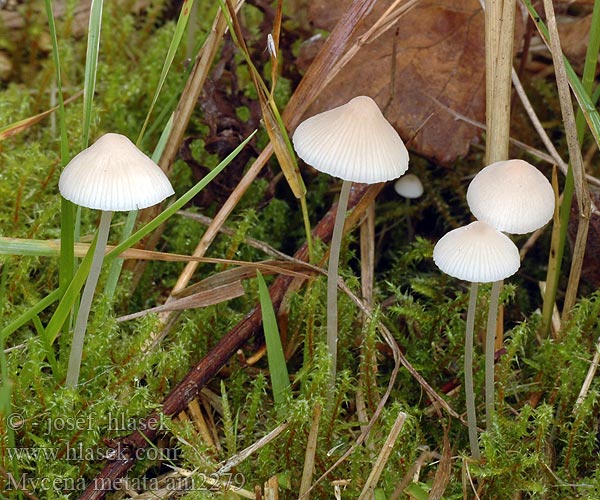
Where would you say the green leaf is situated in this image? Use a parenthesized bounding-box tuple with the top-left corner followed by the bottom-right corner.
(105, 130, 256, 262)
(137, 1, 194, 142)
(256, 270, 290, 406)
(82, 0, 104, 148)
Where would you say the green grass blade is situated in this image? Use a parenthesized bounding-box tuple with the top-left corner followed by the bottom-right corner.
(82, 0, 103, 148)
(105, 130, 256, 262)
(43, 0, 69, 160)
(575, 0, 600, 139)
(522, 0, 600, 149)
(0, 237, 62, 257)
(44, 0, 75, 339)
(44, 234, 98, 347)
(0, 288, 62, 341)
(256, 270, 290, 406)
(137, 0, 194, 143)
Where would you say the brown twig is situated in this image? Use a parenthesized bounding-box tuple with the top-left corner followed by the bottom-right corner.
(77, 183, 375, 500)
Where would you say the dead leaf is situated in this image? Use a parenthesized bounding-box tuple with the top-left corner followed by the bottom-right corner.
(297, 0, 493, 165)
(558, 14, 593, 72)
(116, 281, 246, 322)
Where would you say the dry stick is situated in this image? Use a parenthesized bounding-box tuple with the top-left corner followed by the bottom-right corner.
(298, 403, 322, 500)
(482, 0, 516, 430)
(573, 339, 600, 413)
(357, 410, 407, 500)
(541, 0, 592, 318)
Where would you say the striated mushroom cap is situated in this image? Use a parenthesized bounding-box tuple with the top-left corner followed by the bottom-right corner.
(292, 96, 409, 184)
(466, 159, 554, 234)
(59, 133, 174, 211)
(433, 221, 521, 283)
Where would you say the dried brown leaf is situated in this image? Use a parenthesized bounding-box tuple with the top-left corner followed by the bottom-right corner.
(299, 0, 491, 164)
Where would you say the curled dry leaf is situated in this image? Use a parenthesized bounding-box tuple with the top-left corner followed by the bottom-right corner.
(296, 0, 497, 165)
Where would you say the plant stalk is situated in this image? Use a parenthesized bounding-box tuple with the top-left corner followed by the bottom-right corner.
(327, 180, 352, 384)
(486, 280, 501, 427)
(465, 282, 481, 460)
(65, 210, 113, 388)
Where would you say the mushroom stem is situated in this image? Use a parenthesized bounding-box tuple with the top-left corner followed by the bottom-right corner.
(326, 179, 352, 384)
(65, 210, 113, 388)
(465, 282, 481, 460)
(485, 279, 502, 427)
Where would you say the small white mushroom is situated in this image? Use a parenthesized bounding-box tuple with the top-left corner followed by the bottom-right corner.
(433, 220, 520, 459)
(60, 133, 174, 388)
(394, 173, 423, 199)
(293, 96, 409, 382)
(466, 159, 554, 234)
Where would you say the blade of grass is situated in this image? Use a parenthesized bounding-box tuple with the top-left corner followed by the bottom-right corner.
(44, 233, 98, 348)
(137, 0, 195, 143)
(540, 0, 592, 320)
(219, 0, 313, 259)
(105, 130, 255, 263)
(0, 289, 62, 341)
(521, 0, 600, 150)
(256, 270, 290, 406)
(82, 0, 103, 149)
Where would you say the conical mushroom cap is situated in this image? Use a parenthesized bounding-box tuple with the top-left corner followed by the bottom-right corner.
(292, 96, 409, 184)
(433, 221, 520, 283)
(466, 159, 554, 234)
(59, 133, 174, 211)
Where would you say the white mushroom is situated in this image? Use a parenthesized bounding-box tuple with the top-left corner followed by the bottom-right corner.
(466, 159, 554, 234)
(433, 220, 520, 459)
(466, 158, 554, 427)
(394, 173, 423, 199)
(59, 133, 174, 388)
(293, 96, 409, 383)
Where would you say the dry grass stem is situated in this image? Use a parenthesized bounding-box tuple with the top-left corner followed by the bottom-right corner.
(176, 210, 293, 260)
(573, 340, 600, 413)
(357, 410, 407, 499)
(541, 0, 592, 317)
(298, 403, 322, 499)
(511, 68, 569, 173)
(116, 282, 245, 322)
(390, 449, 436, 499)
(216, 422, 290, 476)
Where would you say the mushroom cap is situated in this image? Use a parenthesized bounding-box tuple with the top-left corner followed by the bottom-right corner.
(433, 221, 520, 283)
(59, 133, 174, 211)
(394, 173, 423, 199)
(466, 159, 554, 234)
(292, 95, 409, 184)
